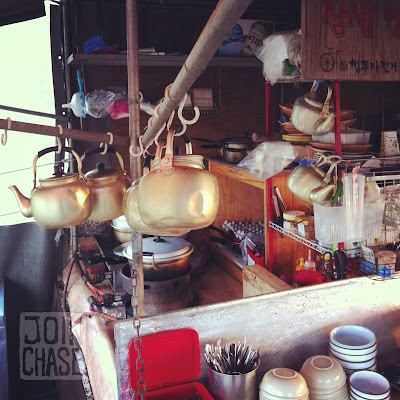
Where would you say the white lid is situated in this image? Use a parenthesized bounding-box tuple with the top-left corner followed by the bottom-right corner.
(123, 236, 193, 262)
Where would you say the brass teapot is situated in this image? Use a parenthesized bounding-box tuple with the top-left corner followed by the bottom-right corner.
(291, 81, 336, 136)
(82, 147, 131, 221)
(287, 154, 341, 208)
(9, 146, 92, 229)
(123, 143, 191, 236)
(138, 129, 220, 230)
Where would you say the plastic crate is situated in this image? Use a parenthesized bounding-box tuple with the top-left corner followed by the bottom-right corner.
(314, 201, 385, 243)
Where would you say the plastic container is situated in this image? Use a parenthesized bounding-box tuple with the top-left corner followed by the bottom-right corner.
(313, 201, 385, 243)
(128, 328, 214, 399)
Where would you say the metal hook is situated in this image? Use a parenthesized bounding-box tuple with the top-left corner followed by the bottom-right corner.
(1, 117, 12, 146)
(177, 93, 200, 125)
(56, 136, 63, 154)
(100, 132, 114, 155)
(129, 136, 144, 157)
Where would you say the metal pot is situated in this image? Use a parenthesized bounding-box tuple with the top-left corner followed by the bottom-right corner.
(291, 81, 336, 136)
(222, 144, 249, 164)
(122, 236, 194, 280)
(111, 215, 132, 243)
(82, 147, 131, 221)
(120, 264, 191, 316)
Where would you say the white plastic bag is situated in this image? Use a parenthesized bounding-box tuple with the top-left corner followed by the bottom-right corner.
(237, 141, 313, 180)
(255, 30, 301, 85)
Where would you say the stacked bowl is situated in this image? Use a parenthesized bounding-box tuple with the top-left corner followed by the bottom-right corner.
(299, 355, 348, 400)
(329, 325, 377, 376)
(349, 371, 391, 400)
(259, 368, 309, 400)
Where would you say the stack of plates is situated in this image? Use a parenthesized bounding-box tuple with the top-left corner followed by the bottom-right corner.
(282, 134, 313, 144)
(259, 368, 309, 400)
(349, 371, 391, 400)
(329, 325, 377, 376)
(300, 355, 348, 400)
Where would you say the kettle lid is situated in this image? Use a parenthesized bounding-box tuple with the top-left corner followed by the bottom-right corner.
(85, 163, 120, 180)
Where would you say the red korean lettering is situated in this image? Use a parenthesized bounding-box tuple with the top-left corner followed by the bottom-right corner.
(349, 4, 361, 27)
(361, 0, 372, 38)
(384, 1, 398, 20)
(322, 0, 337, 23)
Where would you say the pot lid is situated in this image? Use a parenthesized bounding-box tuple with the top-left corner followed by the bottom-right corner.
(123, 236, 193, 262)
(223, 136, 252, 145)
(85, 163, 120, 180)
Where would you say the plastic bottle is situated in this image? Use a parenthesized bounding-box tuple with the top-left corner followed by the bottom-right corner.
(241, 21, 269, 56)
(304, 249, 316, 271)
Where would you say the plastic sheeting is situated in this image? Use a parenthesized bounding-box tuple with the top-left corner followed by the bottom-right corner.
(0, 0, 45, 27)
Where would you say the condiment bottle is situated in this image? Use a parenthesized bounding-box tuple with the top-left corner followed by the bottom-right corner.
(304, 249, 316, 271)
(296, 257, 305, 271)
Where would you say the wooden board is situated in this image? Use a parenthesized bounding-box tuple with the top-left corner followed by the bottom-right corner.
(302, 0, 400, 81)
(243, 265, 292, 298)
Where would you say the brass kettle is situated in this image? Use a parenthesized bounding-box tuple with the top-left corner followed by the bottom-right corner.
(291, 81, 336, 136)
(123, 142, 191, 236)
(82, 147, 131, 221)
(138, 129, 220, 230)
(9, 146, 92, 229)
(287, 155, 341, 208)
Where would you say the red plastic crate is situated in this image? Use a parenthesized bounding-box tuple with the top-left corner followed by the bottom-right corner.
(129, 328, 214, 399)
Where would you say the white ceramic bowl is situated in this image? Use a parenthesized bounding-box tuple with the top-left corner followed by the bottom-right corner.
(329, 346, 377, 363)
(260, 368, 309, 399)
(309, 385, 348, 400)
(349, 371, 391, 399)
(300, 355, 346, 391)
(350, 388, 390, 400)
(259, 387, 309, 400)
(342, 363, 377, 377)
(329, 340, 377, 357)
(329, 351, 376, 370)
(330, 326, 376, 350)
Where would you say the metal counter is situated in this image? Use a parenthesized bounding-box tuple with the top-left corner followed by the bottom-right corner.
(115, 276, 400, 399)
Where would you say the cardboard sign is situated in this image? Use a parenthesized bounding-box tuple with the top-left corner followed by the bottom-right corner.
(301, 0, 400, 80)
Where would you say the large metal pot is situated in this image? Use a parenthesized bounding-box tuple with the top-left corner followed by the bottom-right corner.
(120, 264, 191, 316)
(122, 236, 194, 280)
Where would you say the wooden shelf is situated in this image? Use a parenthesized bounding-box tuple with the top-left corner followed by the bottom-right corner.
(207, 157, 265, 189)
(66, 53, 263, 68)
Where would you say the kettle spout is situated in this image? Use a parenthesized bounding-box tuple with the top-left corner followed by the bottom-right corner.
(314, 113, 336, 135)
(8, 185, 32, 218)
(309, 184, 335, 205)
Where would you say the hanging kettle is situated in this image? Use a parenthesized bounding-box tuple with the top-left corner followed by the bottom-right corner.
(9, 146, 92, 229)
(82, 147, 131, 221)
(123, 149, 191, 236)
(287, 154, 341, 208)
(291, 81, 336, 136)
(138, 129, 220, 230)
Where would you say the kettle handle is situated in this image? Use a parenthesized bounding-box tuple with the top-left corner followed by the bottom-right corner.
(157, 129, 175, 174)
(81, 146, 125, 172)
(32, 146, 83, 188)
(321, 83, 333, 118)
(322, 160, 338, 184)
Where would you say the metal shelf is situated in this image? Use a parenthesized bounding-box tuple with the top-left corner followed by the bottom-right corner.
(66, 53, 263, 68)
(269, 221, 330, 254)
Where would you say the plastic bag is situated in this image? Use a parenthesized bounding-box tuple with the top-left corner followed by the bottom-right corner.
(85, 89, 116, 118)
(255, 30, 301, 85)
(237, 141, 314, 180)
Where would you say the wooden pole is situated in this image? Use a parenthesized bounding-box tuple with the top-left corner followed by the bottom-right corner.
(0, 117, 129, 146)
